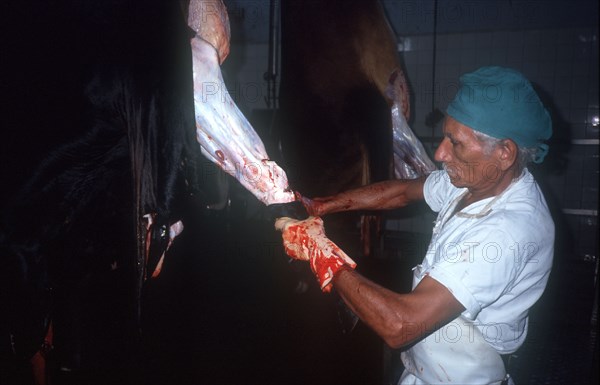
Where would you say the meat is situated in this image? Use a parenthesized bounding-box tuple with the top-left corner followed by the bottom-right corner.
(275, 216, 356, 291)
(386, 70, 437, 179)
(191, 36, 295, 206)
(143, 214, 184, 279)
(188, 0, 230, 64)
(276, 0, 437, 257)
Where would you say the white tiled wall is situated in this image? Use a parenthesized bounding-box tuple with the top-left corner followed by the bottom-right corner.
(401, 28, 599, 141)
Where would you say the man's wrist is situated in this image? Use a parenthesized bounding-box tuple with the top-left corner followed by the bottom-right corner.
(332, 264, 354, 283)
(319, 262, 355, 293)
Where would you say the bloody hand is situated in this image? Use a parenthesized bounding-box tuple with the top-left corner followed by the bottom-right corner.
(275, 216, 356, 292)
(295, 192, 330, 217)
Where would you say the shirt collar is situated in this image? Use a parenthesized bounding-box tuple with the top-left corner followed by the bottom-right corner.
(454, 169, 528, 219)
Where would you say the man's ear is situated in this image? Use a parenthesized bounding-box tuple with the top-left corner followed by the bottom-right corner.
(497, 139, 518, 170)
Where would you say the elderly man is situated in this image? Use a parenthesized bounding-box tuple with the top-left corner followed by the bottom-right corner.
(276, 66, 554, 384)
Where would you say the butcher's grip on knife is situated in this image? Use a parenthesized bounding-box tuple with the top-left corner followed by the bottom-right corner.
(296, 178, 427, 217)
(275, 216, 357, 293)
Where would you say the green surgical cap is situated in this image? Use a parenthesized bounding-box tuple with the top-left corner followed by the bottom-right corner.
(446, 66, 552, 163)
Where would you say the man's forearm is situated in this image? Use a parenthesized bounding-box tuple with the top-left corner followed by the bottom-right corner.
(313, 177, 427, 216)
(332, 267, 464, 349)
(332, 268, 413, 348)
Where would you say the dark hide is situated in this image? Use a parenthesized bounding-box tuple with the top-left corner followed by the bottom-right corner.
(1, 0, 206, 380)
(277, 0, 405, 251)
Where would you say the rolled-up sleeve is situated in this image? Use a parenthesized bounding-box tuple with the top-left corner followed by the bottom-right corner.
(424, 170, 454, 213)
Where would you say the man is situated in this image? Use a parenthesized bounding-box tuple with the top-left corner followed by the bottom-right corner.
(276, 66, 554, 384)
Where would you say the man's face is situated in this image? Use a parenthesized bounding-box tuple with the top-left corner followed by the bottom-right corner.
(434, 117, 503, 191)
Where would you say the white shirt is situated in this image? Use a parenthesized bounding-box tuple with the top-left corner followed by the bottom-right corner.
(419, 169, 554, 353)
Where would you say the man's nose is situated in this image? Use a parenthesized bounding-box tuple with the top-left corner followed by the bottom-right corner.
(434, 138, 450, 163)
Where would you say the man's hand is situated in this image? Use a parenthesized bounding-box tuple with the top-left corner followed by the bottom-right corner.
(295, 192, 326, 217)
(275, 216, 356, 292)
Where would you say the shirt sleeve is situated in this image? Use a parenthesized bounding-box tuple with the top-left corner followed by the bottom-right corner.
(423, 170, 453, 212)
(424, 222, 519, 320)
